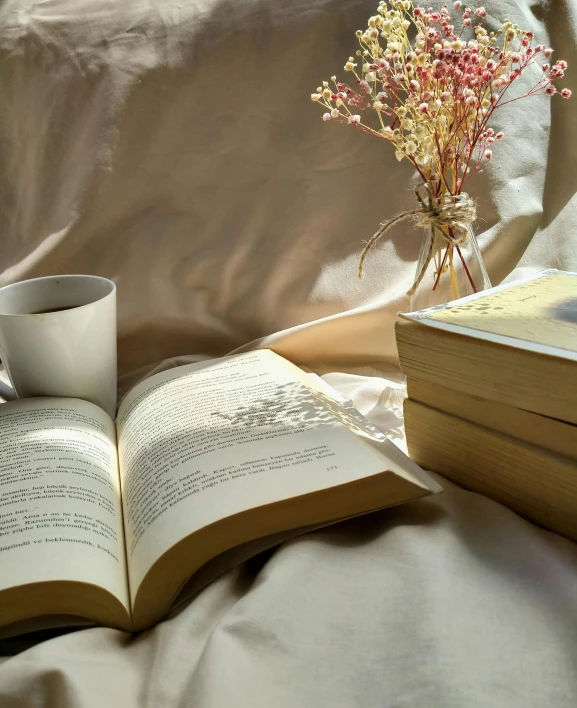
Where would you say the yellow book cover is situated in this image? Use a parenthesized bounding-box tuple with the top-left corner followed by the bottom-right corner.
(403, 270, 577, 361)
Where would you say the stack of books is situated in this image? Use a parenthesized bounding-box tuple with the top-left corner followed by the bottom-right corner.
(396, 269, 577, 541)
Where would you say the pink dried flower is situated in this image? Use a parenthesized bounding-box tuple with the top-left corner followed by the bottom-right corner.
(313, 0, 571, 201)
(433, 61, 448, 77)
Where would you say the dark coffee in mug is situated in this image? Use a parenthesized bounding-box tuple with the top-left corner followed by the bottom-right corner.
(29, 306, 80, 314)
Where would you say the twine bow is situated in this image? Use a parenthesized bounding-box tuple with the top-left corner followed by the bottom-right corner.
(358, 183, 477, 296)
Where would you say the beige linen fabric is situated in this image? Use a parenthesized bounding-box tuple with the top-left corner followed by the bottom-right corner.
(0, 0, 576, 705)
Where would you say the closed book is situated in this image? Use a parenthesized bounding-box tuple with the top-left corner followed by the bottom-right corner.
(404, 399, 577, 542)
(406, 377, 577, 461)
(396, 270, 577, 424)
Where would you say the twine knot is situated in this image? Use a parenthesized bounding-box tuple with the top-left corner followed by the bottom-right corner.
(358, 183, 477, 296)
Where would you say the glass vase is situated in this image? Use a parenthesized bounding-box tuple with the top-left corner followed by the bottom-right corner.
(408, 192, 491, 312)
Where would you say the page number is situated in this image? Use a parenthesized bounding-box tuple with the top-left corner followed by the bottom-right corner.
(326, 465, 337, 471)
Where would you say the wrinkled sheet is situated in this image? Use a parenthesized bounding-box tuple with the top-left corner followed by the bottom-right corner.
(0, 0, 576, 705)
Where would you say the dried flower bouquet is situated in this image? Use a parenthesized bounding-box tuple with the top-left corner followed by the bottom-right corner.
(312, 1, 570, 301)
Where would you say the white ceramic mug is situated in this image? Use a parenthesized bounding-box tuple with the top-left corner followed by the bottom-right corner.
(0, 275, 117, 417)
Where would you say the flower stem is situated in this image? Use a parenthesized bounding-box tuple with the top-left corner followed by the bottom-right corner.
(432, 242, 450, 291)
(456, 244, 477, 292)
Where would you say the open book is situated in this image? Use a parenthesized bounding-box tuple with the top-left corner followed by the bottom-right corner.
(0, 350, 440, 635)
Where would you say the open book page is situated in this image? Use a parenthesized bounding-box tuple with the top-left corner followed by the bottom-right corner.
(116, 350, 439, 605)
(0, 399, 129, 611)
